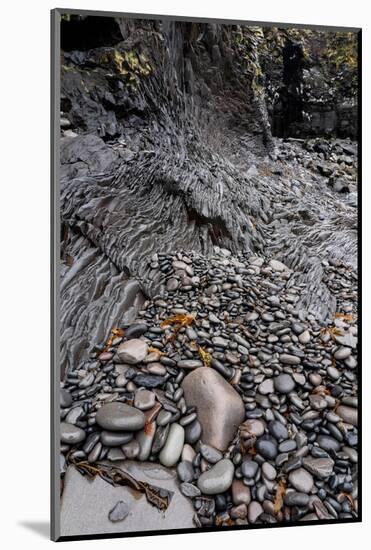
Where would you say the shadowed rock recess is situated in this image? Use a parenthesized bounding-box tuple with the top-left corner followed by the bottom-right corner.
(59, 16, 358, 532)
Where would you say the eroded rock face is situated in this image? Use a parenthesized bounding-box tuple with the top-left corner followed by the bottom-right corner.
(182, 367, 245, 451)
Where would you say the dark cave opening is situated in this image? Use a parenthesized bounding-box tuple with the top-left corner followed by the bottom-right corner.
(61, 16, 122, 52)
(271, 40, 305, 138)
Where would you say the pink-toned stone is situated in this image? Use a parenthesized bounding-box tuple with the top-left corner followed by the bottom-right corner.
(336, 405, 358, 427)
(182, 367, 245, 451)
(98, 351, 113, 362)
(248, 501, 263, 523)
(232, 479, 251, 506)
(181, 444, 196, 463)
(240, 418, 266, 438)
(230, 503, 248, 519)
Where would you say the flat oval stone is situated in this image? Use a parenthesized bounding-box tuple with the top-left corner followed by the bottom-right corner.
(279, 354, 300, 365)
(159, 423, 185, 467)
(180, 482, 201, 498)
(100, 431, 133, 447)
(88, 441, 102, 462)
(184, 419, 202, 444)
(115, 374, 127, 387)
(182, 444, 196, 463)
(125, 323, 148, 340)
(309, 373, 322, 386)
(343, 446, 358, 463)
(133, 373, 166, 388)
(134, 389, 156, 411)
(258, 378, 274, 395)
(212, 336, 229, 348)
(241, 419, 265, 437)
(302, 456, 334, 479)
(288, 467, 314, 493)
(157, 410, 173, 426)
(334, 347, 352, 360)
(152, 424, 170, 454)
(136, 421, 156, 461)
(336, 405, 358, 426)
(60, 389, 73, 408)
(147, 363, 167, 376)
(99, 351, 113, 362)
(298, 330, 311, 344)
(166, 278, 179, 292)
(177, 461, 195, 482)
(108, 500, 130, 522)
(279, 439, 297, 453)
(60, 422, 86, 445)
(327, 366, 340, 380)
(122, 440, 140, 459)
(177, 360, 203, 369)
(284, 492, 310, 506)
(83, 433, 100, 454)
(200, 443, 223, 464)
(116, 339, 148, 364)
(316, 434, 341, 453)
(179, 412, 197, 427)
(247, 501, 263, 523)
(79, 372, 94, 388)
(65, 406, 84, 425)
(268, 420, 288, 441)
(96, 402, 145, 431)
(185, 327, 198, 340)
(256, 435, 278, 460)
(232, 479, 251, 505)
(241, 460, 259, 478)
(197, 459, 234, 495)
(345, 355, 357, 369)
(262, 462, 277, 480)
(293, 373, 306, 386)
(274, 373, 295, 394)
(107, 448, 126, 462)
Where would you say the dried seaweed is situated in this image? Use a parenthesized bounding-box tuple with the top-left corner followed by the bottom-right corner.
(311, 385, 331, 396)
(320, 326, 344, 340)
(197, 345, 212, 367)
(339, 492, 355, 508)
(147, 346, 165, 356)
(72, 461, 173, 511)
(273, 479, 286, 515)
(103, 327, 125, 351)
(334, 312, 355, 323)
(160, 313, 196, 341)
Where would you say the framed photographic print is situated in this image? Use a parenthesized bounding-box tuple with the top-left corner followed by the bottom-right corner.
(51, 8, 361, 541)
